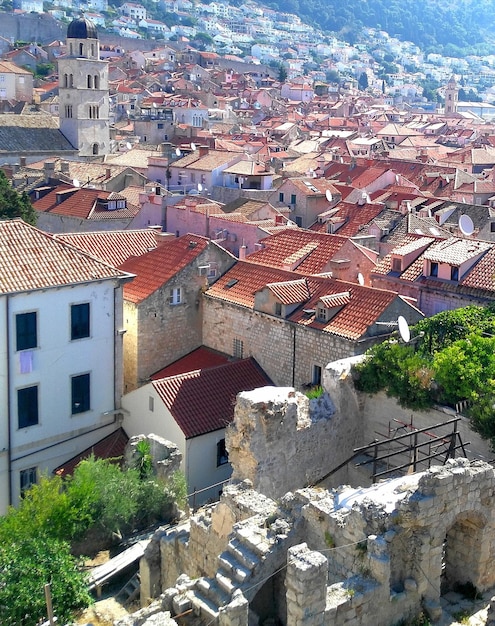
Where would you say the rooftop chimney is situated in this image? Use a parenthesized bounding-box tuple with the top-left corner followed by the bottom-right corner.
(239, 245, 247, 260)
(198, 145, 209, 157)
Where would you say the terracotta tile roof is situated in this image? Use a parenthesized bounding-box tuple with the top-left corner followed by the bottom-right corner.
(319, 291, 351, 308)
(207, 261, 404, 340)
(53, 428, 129, 477)
(152, 358, 272, 438)
(121, 233, 210, 303)
(424, 238, 491, 265)
(55, 229, 158, 267)
(245, 230, 347, 274)
(151, 346, 229, 379)
(0, 219, 130, 295)
(329, 201, 384, 237)
(266, 278, 310, 304)
(461, 247, 495, 292)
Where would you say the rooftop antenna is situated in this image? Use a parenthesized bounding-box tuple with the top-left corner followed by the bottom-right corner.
(325, 189, 333, 203)
(357, 272, 364, 286)
(398, 315, 410, 343)
(459, 214, 474, 236)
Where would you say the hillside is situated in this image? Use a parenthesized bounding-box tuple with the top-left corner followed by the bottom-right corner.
(264, 0, 495, 56)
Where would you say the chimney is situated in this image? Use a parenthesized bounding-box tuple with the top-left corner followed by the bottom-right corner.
(44, 160, 56, 183)
(20, 156, 26, 167)
(105, 168, 111, 180)
(198, 145, 209, 157)
(60, 160, 70, 174)
(239, 245, 247, 260)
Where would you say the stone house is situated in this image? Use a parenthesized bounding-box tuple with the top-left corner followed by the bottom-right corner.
(0, 219, 133, 514)
(0, 61, 33, 102)
(120, 234, 236, 392)
(121, 357, 271, 505)
(269, 177, 342, 228)
(167, 148, 242, 195)
(203, 261, 423, 387)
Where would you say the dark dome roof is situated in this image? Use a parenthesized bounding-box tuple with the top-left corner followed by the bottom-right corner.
(67, 16, 98, 39)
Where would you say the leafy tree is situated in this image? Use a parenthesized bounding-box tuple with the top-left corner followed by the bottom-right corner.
(325, 69, 341, 84)
(358, 72, 369, 91)
(0, 170, 36, 225)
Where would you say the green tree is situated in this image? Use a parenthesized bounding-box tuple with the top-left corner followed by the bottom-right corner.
(278, 63, 288, 83)
(358, 72, 369, 91)
(0, 170, 36, 225)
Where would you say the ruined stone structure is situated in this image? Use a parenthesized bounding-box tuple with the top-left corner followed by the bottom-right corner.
(136, 458, 495, 625)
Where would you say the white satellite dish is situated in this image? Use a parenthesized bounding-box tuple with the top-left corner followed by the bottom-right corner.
(459, 214, 474, 236)
(398, 316, 410, 343)
(325, 189, 333, 202)
(126, 142, 132, 150)
(191, 142, 197, 151)
(72, 178, 80, 187)
(152, 102, 157, 108)
(395, 174, 399, 183)
(357, 272, 364, 286)
(197, 183, 203, 192)
(175, 148, 181, 157)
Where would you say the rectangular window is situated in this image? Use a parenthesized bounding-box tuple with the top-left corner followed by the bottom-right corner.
(20, 467, 37, 495)
(392, 257, 402, 272)
(72, 373, 90, 414)
(71, 303, 90, 340)
(295, 216, 303, 227)
(430, 262, 438, 277)
(451, 266, 459, 281)
(312, 365, 322, 386)
(275, 302, 282, 316)
(18, 386, 39, 428)
(157, 123, 164, 129)
(233, 337, 243, 359)
(279, 192, 284, 202)
(491, 222, 495, 233)
(216, 439, 229, 466)
(149, 396, 154, 412)
(16, 312, 37, 351)
(169, 287, 182, 305)
(290, 194, 296, 205)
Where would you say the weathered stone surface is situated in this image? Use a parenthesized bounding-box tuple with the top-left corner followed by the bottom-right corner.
(124, 433, 182, 482)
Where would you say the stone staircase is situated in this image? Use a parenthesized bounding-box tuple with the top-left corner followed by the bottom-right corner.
(185, 513, 293, 622)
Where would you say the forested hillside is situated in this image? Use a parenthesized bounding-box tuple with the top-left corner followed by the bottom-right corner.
(263, 0, 495, 55)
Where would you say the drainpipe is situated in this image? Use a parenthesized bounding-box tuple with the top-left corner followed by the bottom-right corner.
(291, 323, 296, 387)
(6, 295, 12, 506)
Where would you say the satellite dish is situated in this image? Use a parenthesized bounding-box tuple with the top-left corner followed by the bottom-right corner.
(398, 316, 410, 343)
(395, 174, 399, 183)
(357, 272, 364, 286)
(459, 214, 474, 236)
(191, 142, 197, 151)
(126, 142, 132, 150)
(325, 189, 333, 202)
(152, 102, 157, 108)
(175, 148, 181, 157)
(197, 183, 203, 191)
(72, 178, 80, 187)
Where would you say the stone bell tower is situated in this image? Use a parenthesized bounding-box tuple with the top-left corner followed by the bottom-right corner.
(444, 75, 458, 116)
(58, 16, 110, 157)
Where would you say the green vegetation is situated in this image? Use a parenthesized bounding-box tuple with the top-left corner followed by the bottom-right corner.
(305, 385, 325, 400)
(0, 455, 186, 625)
(353, 306, 495, 448)
(0, 170, 36, 225)
(263, 0, 495, 55)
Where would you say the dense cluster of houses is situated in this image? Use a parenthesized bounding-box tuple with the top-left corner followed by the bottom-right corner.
(3, 16, 495, 512)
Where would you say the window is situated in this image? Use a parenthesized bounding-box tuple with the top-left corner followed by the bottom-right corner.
(18, 386, 38, 428)
(312, 365, 322, 386)
(317, 306, 328, 322)
(233, 337, 243, 359)
(149, 396, 154, 412)
(157, 123, 164, 129)
(169, 287, 182, 305)
(20, 467, 37, 495)
(275, 302, 282, 316)
(451, 266, 459, 281)
(16, 312, 37, 351)
(491, 222, 495, 233)
(87, 74, 92, 88)
(290, 194, 296, 205)
(65, 104, 73, 118)
(92, 143, 99, 155)
(295, 216, 303, 227)
(392, 257, 402, 272)
(279, 192, 284, 202)
(216, 439, 229, 466)
(71, 303, 90, 340)
(430, 262, 438, 277)
(72, 373, 90, 414)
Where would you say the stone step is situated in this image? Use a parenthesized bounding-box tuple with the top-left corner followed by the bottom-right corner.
(215, 571, 236, 596)
(234, 526, 273, 557)
(218, 552, 251, 584)
(188, 589, 219, 621)
(227, 539, 260, 571)
(196, 577, 230, 608)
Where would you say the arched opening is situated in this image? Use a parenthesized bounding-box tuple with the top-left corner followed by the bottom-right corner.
(64, 74, 68, 87)
(92, 143, 99, 155)
(441, 512, 486, 596)
(250, 570, 286, 624)
(79, 42, 84, 56)
(94, 75, 99, 89)
(87, 74, 92, 88)
(69, 74, 74, 88)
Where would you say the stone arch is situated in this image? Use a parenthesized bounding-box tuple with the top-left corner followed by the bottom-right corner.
(94, 74, 99, 89)
(441, 511, 487, 595)
(87, 74, 92, 88)
(92, 143, 99, 155)
(79, 42, 84, 56)
(250, 569, 286, 624)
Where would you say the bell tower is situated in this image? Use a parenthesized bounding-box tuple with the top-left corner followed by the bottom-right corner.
(444, 75, 458, 116)
(58, 16, 110, 157)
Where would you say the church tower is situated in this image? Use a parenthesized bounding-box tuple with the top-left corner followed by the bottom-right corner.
(444, 75, 458, 116)
(58, 16, 110, 157)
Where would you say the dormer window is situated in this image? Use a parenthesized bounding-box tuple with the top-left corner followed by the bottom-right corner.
(275, 302, 282, 316)
(451, 266, 459, 281)
(317, 305, 329, 322)
(430, 262, 438, 277)
(392, 257, 402, 272)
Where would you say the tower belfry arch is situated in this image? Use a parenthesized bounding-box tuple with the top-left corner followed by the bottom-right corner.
(58, 16, 110, 158)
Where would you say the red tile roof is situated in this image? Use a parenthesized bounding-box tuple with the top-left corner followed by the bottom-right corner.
(53, 428, 129, 477)
(0, 219, 130, 294)
(152, 358, 272, 438)
(121, 234, 210, 303)
(151, 346, 229, 379)
(246, 229, 347, 274)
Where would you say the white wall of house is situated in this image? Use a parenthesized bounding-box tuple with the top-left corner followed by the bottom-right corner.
(0, 279, 122, 511)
